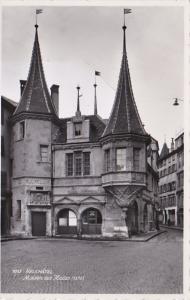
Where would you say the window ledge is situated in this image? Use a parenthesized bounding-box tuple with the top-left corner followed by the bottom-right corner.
(36, 161, 50, 164)
(15, 138, 24, 142)
(65, 175, 91, 178)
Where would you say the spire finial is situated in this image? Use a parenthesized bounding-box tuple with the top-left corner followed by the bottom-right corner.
(94, 83, 97, 115)
(94, 71, 101, 115)
(164, 134, 166, 143)
(76, 85, 81, 117)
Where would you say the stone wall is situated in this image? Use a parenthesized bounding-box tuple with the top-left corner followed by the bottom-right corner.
(12, 119, 52, 178)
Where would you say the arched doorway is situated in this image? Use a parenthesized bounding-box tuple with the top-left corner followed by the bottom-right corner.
(81, 208, 102, 235)
(57, 209, 77, 234)
(143, 204, 148, 232)
(126, 201, 138, 235)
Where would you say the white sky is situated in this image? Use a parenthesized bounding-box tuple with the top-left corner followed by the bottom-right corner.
(2, 5, 184, 150)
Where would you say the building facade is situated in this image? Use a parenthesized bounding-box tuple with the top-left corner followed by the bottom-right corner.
(8, 20, 159, 238)
(1, 96, 17, 235)
(158, 133, 184, 227)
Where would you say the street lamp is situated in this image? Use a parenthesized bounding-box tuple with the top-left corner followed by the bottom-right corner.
(173, 98, 183, 106)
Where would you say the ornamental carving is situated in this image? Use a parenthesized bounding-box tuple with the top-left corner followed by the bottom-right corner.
(106, 185, 144, 208)
(29, 192, 50, 206)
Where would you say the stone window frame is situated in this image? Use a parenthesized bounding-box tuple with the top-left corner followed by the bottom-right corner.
(75, 151, 82, 176)
(19, 120, 25, 140)
(74, 122, 82, 136)
(104, 149, 111, 172)
(66, 153, 74, 176)
(83, 152, 90, 176)
(133, 147, 141, 171)
(16, 200, 21, 220)
(115, 148, 127, 171)
(40, 144, 49, 162)
(65, 151, 91, 177)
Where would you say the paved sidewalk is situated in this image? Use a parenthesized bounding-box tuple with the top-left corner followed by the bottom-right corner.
(1, 230, 166, 242)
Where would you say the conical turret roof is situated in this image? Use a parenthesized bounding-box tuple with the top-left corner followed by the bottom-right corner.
(14, 25, 57, 116)
(102, 25, 146, 137)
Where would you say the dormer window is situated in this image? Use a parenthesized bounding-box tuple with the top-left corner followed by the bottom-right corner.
(74, 122, 82, 136)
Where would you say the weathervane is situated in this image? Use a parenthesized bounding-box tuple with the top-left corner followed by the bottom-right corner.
(35, 9, 43, 26)
(123, 8, 132, 26)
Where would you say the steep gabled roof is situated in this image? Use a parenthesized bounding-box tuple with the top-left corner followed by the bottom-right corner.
(14, 25, 57, 116)
(1, 96, 17, 109)
(102, 25, 146, 137)
(159, 142, 169, 160)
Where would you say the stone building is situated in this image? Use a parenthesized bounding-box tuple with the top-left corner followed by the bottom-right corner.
(1, 96, 17, 235)
(158, 132, 184, 227)
(9, 19, 159, 238)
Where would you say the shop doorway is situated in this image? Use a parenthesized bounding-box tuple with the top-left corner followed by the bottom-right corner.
(57, 209, 77, 234)
(81, 208, 102, 235)
(126, 201, 138, 235)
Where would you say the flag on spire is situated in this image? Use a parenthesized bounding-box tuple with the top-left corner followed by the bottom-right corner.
(95, 71, 101, 76)
(36, 9, 43, 14)
(124, 8, 132, 14)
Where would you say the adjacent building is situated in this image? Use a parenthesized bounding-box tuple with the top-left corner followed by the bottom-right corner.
(1, 96, 17, 235)
(7, 18, 159, 238)
(158, 133, 184, 227)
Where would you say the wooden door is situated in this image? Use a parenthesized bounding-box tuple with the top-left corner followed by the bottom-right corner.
(32, 212, 46, 236)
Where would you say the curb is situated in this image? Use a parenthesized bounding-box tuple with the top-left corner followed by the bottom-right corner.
(160, 225, 183, 231)
(143, 230, 167, 241)
(1, 237, 37, 242)
(126, 230, 167, 242)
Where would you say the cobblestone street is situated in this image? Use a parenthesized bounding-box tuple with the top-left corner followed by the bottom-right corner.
(1, 229, 183, 294)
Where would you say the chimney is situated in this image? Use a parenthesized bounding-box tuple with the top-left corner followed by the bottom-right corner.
(20, 80, 27, 96)
(50, 84, 59, 116)
(171, 138, 174, 152)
